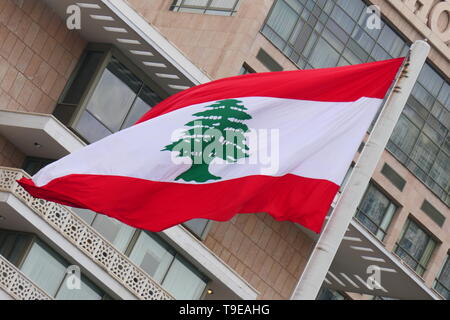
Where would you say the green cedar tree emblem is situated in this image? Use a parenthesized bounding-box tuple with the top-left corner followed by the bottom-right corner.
(162, 99, 252, 183)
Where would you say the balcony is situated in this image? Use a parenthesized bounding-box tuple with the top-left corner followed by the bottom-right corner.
(0, 110, 85, 159)
(0, 0, 257, 300)
(321, 218, 442, 300)
(288, 185, 442, 300)
(0, 166, 173, 300)
(0, 255, 52, 300)
(42, 0, 211, 94)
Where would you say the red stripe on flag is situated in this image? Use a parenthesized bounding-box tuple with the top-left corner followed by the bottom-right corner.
(137, 58, 404, 124)
(17, 174, 339, 233)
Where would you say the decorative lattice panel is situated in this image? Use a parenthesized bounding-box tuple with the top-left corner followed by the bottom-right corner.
(0, 167, 173, 300)
(0, 256, 52, 300)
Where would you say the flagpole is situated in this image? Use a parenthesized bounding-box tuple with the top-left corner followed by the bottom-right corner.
(290, 40, 430, 300)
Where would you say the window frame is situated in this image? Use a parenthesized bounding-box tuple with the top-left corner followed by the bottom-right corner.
(124, 230, 210, 299)
(433, 252, 449, 299)
(394, 217, 439, 276)
(0, 228, 35, 268)
(182, 219, 212, 240)
(238, 63, 256, 75)
(260, 0, 410, 69)
(0, 228, 110, 299)
(169, 0, 241, 16)
(387, 79, 449, 206)
(355, 181, 399, 241)
(55, 43, 168, 143)
(19, 238, 73, 297)
(261, 0, 449, 207)
(69, 209, 211, 298)
(22, 157, 55, 176)
(317, 286, 350, 300)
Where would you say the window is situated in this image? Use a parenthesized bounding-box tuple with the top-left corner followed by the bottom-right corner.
(340, 164, 353, 191)
(434, 254, 450, 300)
(238, 63, 255, 75)
(262, 0, 449, 207)
(309, 38, 340, 68)
(69, 209, 210, 299)
(54, 45, 164, 144)
(0, 229, 109, 300)
(128, 231, 208, 299)
(0, 230, 33, 266)
(55, 274, 106, 300)
(20, 240, 69, 296)
(373, 296, 398, 300)
(22, 157, 54, 176)
(55, 47, 216, 240)
(394, 219, 437, 276)
(58, 45, 207, 238)
(91, 214, 136, 253)
(73, 57, 161, 143)
(128, 231, 176, 283)
(183, 219, 210, 239)
(316, 287, 348, 300)
(387, 68, 449, 207)
(355, 183, 397, 241)
(161, 256, 208, 300)
(170, 0, 240, 16)
(262, 0, 408, 69)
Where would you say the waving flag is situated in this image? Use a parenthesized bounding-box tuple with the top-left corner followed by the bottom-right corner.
(18, 58, 403, 233)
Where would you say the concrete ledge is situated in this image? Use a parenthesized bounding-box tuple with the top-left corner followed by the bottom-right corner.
(0, 110, 85, 159)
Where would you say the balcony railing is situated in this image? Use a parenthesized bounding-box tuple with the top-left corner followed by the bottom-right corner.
(0, 255, 52, 300)
(0, 167, 173, 300)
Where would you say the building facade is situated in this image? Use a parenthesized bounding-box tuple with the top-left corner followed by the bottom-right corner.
(0, 0, 448, 300)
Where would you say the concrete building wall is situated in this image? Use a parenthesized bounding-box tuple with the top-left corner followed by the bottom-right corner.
(0, 0, 447, 300)
(127, 0, 449, 77)
(0, 0, 85, 115)
(127, 0, 318, 300)
(127, 0, 299, 79)
(204, 213, 314, 299)
(0, 0, 86, 168)
(0, 134, 24, 167)
(373, 151, 450, 288)
(127, 0, 449, 298)
(371, 0, 449, 77)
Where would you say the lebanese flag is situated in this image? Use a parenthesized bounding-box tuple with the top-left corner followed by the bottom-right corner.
(18, 58, 403, 233)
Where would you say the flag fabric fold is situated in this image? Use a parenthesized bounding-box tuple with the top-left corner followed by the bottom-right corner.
(18, 58, 404, 233)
